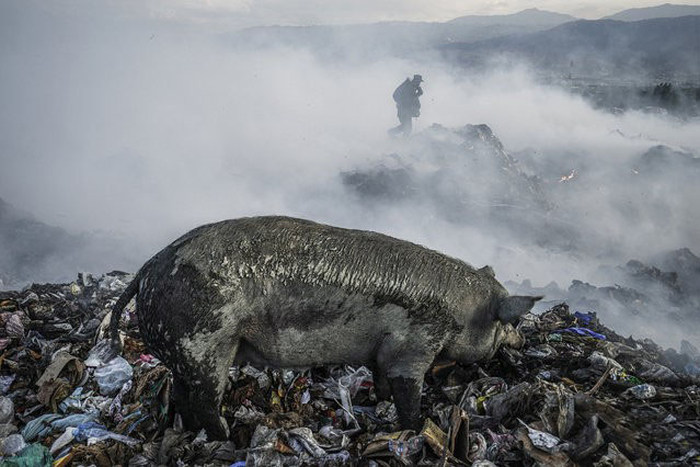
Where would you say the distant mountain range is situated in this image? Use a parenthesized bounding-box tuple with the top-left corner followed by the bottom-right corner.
(233, 8, 579, 57)
(604, 3, 700, 21)
(447, 8, 576, 27)
(234, 4, 700, 78)
(441, 15, 700, 79)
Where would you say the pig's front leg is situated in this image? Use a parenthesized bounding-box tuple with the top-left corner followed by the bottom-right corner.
(377, 332, 437, 431)
(389, 375, 424, 430)
(371, 364, 391, 400)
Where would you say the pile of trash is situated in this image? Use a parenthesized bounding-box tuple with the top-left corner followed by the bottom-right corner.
(340, 124, 559, 249)
(507, 247, 700, 350)
(0, 272, 699, 466)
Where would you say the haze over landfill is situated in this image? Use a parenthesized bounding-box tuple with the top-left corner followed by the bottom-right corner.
(2, 2, 700, 466)
(1, 0, 700, 350)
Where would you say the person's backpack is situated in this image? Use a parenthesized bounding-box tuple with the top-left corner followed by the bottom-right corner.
(393, 79, 410, 103)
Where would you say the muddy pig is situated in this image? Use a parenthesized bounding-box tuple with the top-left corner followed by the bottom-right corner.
(110, 216, 541, 439)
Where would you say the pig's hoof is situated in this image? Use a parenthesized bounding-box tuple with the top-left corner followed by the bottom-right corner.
(410, 417, 425, 432)
(219, 416, 231, 439)
(183, 409, 230, 440)
(203, 416, 230, 440)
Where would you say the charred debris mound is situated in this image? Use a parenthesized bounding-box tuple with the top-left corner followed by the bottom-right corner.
(342, 124, 700, 257)
(0, 273, 698, 465)
(342, 123, 549, 213)
(341, 124, 574, 250)
(508, 248, 700, 346)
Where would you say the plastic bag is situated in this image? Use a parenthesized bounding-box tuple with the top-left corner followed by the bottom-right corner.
(94, 356, 133, 396)
(518, 419, 570, 454)
(73, 421, 139, 446)
(50, 412, 98, 432)
(1, 444, 52, 467)
(50, 427, 76, 455)
(288, 427, 327, 457)
(1, 433, 27, 456)
(0, 396, 14, 424)
(0, 375, 15, 394)
(85, 339, 116, 368)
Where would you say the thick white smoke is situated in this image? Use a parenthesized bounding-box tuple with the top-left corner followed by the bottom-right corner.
(2, 1, 699, 346)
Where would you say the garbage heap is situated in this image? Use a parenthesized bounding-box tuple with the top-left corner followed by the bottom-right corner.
(0, 273, 698, 466)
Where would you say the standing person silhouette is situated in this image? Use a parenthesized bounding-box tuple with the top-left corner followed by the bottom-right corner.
(390, 74, 423, 136)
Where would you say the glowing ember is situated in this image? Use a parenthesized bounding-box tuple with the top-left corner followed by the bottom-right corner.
(559, 169, 576, 182)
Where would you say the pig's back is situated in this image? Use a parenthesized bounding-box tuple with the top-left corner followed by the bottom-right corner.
(168, 216, 496, 315)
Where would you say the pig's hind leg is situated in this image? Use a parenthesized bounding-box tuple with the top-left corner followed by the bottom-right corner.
(170, 335, 240, 440)
(140, 263, 243, 439)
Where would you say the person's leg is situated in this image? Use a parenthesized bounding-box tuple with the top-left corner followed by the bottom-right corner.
(402, 117, 412, 135)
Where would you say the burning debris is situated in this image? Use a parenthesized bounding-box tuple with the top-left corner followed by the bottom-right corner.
(342, 124, 551, 215)
(558, 169, 576, 183)
(0, 273, 698, 465)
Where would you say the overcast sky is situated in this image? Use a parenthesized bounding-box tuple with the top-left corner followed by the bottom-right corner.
(31, 0, 700, 28)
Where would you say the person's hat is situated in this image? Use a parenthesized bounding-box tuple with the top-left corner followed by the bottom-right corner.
(413, 74, 423, 82)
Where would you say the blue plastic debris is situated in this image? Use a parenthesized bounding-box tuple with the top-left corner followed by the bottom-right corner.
(21, 414, 61, 441)
(50, 412, 98, 432)
(573, 311, 595, 325)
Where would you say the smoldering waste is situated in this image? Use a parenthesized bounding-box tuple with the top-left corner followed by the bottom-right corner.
(0, 272, 698, 466)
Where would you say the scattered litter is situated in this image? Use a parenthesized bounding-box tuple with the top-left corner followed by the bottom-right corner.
(73, 421, 139, 446)
(519, 418, 570, 453)
(362, 429, 423, 464)
(0, 277, 698, 465)
(624, 383, 657, 400)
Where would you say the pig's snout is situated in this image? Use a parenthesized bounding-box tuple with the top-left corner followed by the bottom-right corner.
(500, 323, 525, 349)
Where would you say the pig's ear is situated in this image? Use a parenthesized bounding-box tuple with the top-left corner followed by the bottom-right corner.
(479, 265, 495, 277)
(497, 295, 543, 324)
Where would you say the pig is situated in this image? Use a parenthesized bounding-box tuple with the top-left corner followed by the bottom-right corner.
(110, 216, 541, 439)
